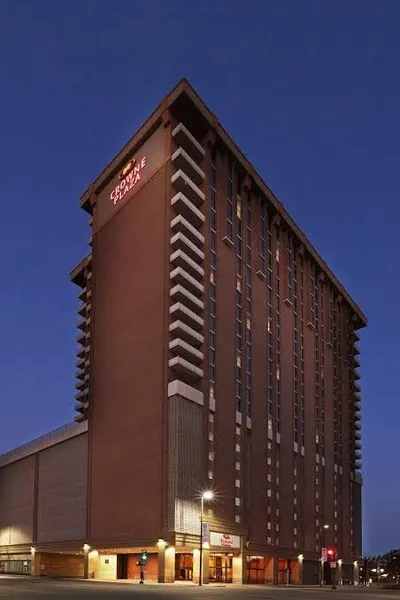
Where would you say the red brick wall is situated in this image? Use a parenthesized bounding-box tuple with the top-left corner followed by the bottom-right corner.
(127, 553, 158, 582)
(88, 165, 168, 543)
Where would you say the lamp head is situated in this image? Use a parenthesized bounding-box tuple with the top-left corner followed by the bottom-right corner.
(202, 491, 214, 501)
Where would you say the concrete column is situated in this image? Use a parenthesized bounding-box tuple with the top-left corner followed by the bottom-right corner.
(160, 546, 175, 583)
(298, 557, 304, 584)
(83, 545, 89, 579)
(157, 545, 175, 583)
(242, 552, 248, 584)
(31, 548, 41, 577)
(192, 549, 200, 584)
(337, 561, 343, 585)
(273, 557, 279, 584)
(232, 555, 243, 584)
(266, 556, 277, 584)
(202, 548, 210, 584)
(353, 561, 359, 585)
(88, 551, 99, 579)
(158, 546, 166, 583)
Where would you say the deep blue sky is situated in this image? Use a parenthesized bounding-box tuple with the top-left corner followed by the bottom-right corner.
(0, 0, 398, 555)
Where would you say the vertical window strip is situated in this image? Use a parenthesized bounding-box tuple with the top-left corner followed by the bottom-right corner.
(209, 148, 217, 484)
(260, 200, 266, 273)
(293, 248, 299, 445)
(245, 195, 252, 418)
(235, 175, 243, 414)
(227, 158, 234, 240)
(209, 149, 217, 395)
(267, 220, 273, 421)
(275, 225, 281, 434)
(287, 234, 293, 302)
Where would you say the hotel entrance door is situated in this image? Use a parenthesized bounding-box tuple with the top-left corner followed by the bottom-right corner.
(209, 553, 233, 583)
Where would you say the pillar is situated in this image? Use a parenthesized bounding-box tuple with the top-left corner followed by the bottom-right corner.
(298, 556, 304, 584)
(202, 548, 210, 584)
(232, 555, 243, 584)
(273, 557, 279, 584)
(31, 548, 41, 577)
(337, 561, 343, 585)
(83, 545, 89, 579)
(353, 561, 359, 585)
(158, 546, 175, 583)
(192, 549, 200, 584)
(242, 552, 248, 584)
(88, 551, 99, 579)
(158, 546, 165, 583)
(266, 556, 278, 584)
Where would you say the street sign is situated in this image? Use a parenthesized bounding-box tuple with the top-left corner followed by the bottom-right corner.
(322, 548, 328, 561)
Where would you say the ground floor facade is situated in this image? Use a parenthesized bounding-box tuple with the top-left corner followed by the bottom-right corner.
(0, 530, 359, 586)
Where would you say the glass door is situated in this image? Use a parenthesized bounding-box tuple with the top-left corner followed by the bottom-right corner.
(209, 554, 233, 583)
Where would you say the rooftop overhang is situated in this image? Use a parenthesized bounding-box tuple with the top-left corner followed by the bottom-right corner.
(78, 78, 367, 326)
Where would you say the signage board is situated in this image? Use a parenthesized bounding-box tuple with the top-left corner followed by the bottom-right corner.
(201, 522, 209, 543)
(321, 547, 328, 561)
(210, 531, 241, 550)
(96, 125, 165, 232)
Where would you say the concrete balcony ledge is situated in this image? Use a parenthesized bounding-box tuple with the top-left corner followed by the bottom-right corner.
(170, 231, 205, 265)
(172, 147, 205, 187)
(169, 320, 204, 348)
(172, 122, 205, 163)
(170, 248, 204, 280)
(77, 317, 86, 331)
(171, 192, 204, 228)
(169, 302, 204, 332)
(169, 338, 204, 364)
(170, 266, 204, 298)
(170, 284, 204, 314)
(169, 355, 203, 380)
(75, 388, 89, 400)
(75, 370, 86, 383)
(168, 379, 204, 406)
(74, 400, 89, 413)
(171, 170, 205, 207)
(171, 214, 205, 248)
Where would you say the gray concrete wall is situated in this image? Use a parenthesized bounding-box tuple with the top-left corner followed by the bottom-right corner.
(0, 455, 35, 545)
(36, 434, 87, 543)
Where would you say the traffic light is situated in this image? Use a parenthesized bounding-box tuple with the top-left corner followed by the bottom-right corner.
(141, 550, 148, 565)
(327, 547, 337, 562)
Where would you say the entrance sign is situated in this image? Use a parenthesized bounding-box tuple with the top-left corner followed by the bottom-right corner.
(210, 531, 241, 550)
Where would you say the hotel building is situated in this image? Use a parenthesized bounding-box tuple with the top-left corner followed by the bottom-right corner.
(0, 79, 366, 585)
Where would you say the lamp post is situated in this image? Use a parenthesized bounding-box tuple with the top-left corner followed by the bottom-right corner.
(320, 524, 330, 586)
(199, 491, 213, 586)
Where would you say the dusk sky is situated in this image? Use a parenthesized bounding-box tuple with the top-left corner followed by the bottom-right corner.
(0, 0, 398, 555)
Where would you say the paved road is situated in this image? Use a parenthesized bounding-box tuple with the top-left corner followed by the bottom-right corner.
(0, 577, 398, 599)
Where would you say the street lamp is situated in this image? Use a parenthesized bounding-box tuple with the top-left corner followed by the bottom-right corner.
(320, 524, 330, 586)
(199, 491, 213, 586)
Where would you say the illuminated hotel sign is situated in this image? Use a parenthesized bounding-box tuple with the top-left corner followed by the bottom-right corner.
(210, 531, 241, 550)
(95, 125, 164, 232)
(110, 156, 147, 206)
